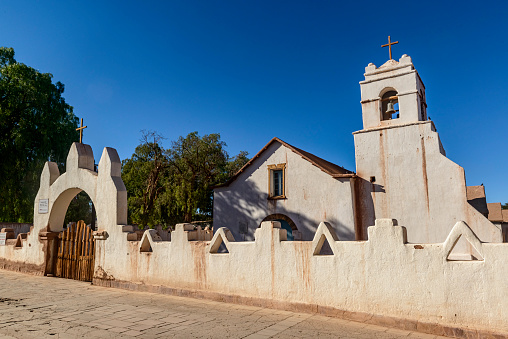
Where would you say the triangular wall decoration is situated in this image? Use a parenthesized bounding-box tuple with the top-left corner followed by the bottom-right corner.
(209, 227, 235, 254)
(139, 229, 161, 253)
(312, 222, 339, 256)
(443, 221, 484, 261)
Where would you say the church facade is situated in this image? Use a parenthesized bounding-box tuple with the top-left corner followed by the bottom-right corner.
(213, 137, 357, 242)
(213, 54, 504, 254)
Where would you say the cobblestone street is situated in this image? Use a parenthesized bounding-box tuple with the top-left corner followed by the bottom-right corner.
(0, 270, 447, 338)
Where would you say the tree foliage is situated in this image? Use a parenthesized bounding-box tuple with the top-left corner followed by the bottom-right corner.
(502, 203, 508, 210)
(122, 131, 249, 227)
(64, 192, 92, 225)
(167, 132, 228, 222)
(122, 132, 168, 227)
(0, 47, 78, 222)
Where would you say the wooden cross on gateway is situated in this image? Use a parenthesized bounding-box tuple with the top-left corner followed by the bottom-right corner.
(76, 118, 87, 143)
(381, 36, 399, 60)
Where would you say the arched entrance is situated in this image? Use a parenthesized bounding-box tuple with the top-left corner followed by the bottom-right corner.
(52, 190, 96, 282)
(260, 214, 298, 241)
(35, 143, 126, 233)
(31, 142, 127, 278)
(0, 142, 126, 277)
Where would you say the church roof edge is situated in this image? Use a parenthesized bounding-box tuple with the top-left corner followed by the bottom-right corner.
(213, 137, 355, 189)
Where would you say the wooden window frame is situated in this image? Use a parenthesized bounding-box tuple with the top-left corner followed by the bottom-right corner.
(268, 164, 286, 200)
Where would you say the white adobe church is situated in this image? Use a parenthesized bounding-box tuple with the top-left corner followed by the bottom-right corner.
(213, 53, 506, 256)
(2, 49, 508, 338)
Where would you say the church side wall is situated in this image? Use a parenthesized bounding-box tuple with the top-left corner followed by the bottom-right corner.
(354, 121, 502, 245)
(213, 142, 356, 241)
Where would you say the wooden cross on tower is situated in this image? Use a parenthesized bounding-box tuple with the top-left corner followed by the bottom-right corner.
(381, 36, 399, 60)
(76, 118, 87, 143)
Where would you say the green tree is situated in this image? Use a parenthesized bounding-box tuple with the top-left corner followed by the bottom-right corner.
(221, 150, 250, 183)
(121, 131, 249, 227)
(122, 131, 169, 227)
(0, 47, 78, 222)
(167, 132, 230, 222)
(502, 203, 508, 210)
(64, 192, 92, 225)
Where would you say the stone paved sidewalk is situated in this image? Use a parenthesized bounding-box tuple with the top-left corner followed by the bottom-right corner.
(0, 270, 448, 338)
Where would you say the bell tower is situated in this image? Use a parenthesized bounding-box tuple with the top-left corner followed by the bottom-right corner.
(359, 54, 427, 129)
(353, 52, 502, 252)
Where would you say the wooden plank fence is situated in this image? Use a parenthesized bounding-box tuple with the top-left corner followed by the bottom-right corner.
(55, 220, 95, 282)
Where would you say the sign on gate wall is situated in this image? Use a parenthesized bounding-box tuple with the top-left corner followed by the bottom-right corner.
(38, 199, 49, 214)
(0, 233, 6, 246)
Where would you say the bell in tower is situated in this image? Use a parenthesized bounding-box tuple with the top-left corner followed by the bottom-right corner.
(381, 90, 398, 120)
(385, 102, 395, 115)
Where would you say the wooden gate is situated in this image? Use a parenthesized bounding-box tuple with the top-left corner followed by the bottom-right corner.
(55, 220, 95, 282)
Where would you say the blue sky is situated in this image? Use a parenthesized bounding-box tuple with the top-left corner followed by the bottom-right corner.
(1, 1, 507, 203)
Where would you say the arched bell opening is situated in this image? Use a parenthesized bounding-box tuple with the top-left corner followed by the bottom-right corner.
(259, 214, 298, 241)
(380, 89, 399, 120)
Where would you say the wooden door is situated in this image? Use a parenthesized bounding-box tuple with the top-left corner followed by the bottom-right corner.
(55, 220, 95, 282)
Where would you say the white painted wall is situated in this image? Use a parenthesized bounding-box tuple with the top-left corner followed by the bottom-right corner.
(213, 141, 356, 241)
(354, 121, 502, 245)
(94, 220, 508, 335)
(355, 56, 502, 249)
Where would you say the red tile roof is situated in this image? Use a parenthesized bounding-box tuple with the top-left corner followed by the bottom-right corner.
(487, 202, 503, 222)
(503, 210, 508, 223)
(466, 185, 485, 201)
(466, 185, 489, 215)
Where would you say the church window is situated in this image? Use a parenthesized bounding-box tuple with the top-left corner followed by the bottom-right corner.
(273, 170, 283, 196)
(268, 164, 286, 199)
(381, 90, 399, 120)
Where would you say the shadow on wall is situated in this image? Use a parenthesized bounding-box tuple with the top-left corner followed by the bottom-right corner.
(354, 177, 376, 239)
(214, 179, 356, 242)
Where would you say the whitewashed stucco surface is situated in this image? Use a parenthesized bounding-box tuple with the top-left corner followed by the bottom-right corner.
(0, 142, 127, 267)
(354, 55, 502, 251)
(94, 219, 508, 335)
(213, 141, 356, 241)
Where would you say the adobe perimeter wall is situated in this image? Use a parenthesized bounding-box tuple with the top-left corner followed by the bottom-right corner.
(93, 219, 508, 337)
(0, 223, 32, 237)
